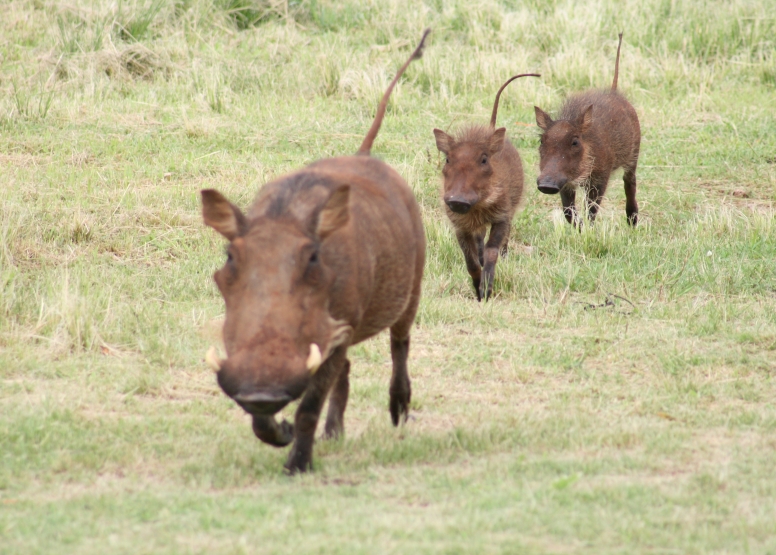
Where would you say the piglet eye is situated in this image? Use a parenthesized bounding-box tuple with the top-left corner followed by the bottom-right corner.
(571, 138, 579, 147)
(309, 251, 318, 265)
(445, 157, 449, 164)
(481, 154, 488, 165)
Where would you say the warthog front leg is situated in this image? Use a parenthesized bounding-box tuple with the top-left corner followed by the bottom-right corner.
(252, 415, 294, 447)
(560, 187, 578, 227)
(285, 347, 347, 474)
(585, 173, 609, 224)
(456, 230, 483, 301)
(323, 359, 350, 439)
(479, 220, 510, 301)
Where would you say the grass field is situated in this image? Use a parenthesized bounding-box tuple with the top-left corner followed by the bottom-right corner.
(1, 0, 776, 553)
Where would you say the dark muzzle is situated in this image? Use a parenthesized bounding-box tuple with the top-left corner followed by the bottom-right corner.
(217, 367, 304, 416)
(537, 177, 565, 195)
(445, 198, 474, 214)
(233, 389, 293, 416)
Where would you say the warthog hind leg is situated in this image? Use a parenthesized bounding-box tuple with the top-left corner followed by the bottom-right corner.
(324, 359, 350, 439)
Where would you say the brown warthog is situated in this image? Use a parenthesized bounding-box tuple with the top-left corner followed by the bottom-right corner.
(535, 33, 641, 226)
(201, 30, 429, 474)
(433, 73, 539, 301)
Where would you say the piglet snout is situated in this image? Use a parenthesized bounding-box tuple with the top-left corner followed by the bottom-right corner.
(537, 176, 565, 195)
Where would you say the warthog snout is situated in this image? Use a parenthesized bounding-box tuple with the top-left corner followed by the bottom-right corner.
(444, 196, 474, 214)
(537, 176, 565, 195)
(231, 389, 294, 416)
(213, 342, 318, 415)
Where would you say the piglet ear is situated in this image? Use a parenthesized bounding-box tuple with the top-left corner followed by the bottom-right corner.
(316, 184, 350, 239)
(433, 129, 453, 155)
(577, 105, 593, 133)
(489, 127, 507, 154)
(201, 189, 247, 241)
(535, 106, 552, 131)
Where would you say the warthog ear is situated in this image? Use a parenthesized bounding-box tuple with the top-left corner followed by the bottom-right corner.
(534, 106, 552, 131)
(433, 129, 453, 155)
(489, 127, 507, 154)
(316, 184, 350, 239)
(201, 189, 247, 241)
(577, 105, 593, 133)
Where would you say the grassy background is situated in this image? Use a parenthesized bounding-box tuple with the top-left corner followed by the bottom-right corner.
(1, 0, 775, 553)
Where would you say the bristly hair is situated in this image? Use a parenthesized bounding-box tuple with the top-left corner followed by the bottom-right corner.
(453, 124, 494, 145)
(265, 173, 337, 218)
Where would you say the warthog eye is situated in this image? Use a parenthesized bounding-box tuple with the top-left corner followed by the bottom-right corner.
(445, 157, 449, 164)
(304, 248, 322, 285)
(480, 154, 488, 165)
(571, 138, 579, 147)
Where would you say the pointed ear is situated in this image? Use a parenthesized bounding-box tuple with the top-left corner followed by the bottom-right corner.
(201, 189, 247, 241)
(535, 106, 552, 131)
(316, 184, 350, 239)
(577, 105, 593, 133)
(489, 127, 507, 154)
(433, 129, 453, 155)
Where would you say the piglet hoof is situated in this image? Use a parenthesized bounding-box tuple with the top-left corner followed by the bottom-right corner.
(478, 271, 494, 302)
(472, 277, 482, 302)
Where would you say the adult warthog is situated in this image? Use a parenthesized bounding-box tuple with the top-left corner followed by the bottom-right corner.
(202, 30, 429, 474)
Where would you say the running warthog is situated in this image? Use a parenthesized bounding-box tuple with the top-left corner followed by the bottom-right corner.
(535, 33, 641, 226)
(201, 30, 429, 474)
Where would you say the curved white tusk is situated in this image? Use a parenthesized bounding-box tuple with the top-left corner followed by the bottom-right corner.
(205, 346, 222, 372)
(306, 343, 323, 374)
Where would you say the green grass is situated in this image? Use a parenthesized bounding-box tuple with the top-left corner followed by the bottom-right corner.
(1, 0, 776, 553)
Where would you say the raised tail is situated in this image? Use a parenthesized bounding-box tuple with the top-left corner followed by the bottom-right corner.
(489, 73, 540, 128)
(357, 28, 431, 156)
(611, 32, 623, 92)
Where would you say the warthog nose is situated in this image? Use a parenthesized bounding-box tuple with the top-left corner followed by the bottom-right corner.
(537, 177, 564, 195)
(445, 199, 474, 214)
(233, 389, 293, 416)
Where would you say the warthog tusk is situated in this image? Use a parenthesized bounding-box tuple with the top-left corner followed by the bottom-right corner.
(306, 343, 322, 374)
(205, 346, 222, 372)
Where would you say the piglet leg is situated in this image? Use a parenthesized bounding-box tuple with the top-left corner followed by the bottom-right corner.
(456, 230, 483, 301)
(560, 188, 578, 227)
(479, 220, 510, 301)
(624, 168, 638, 226)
